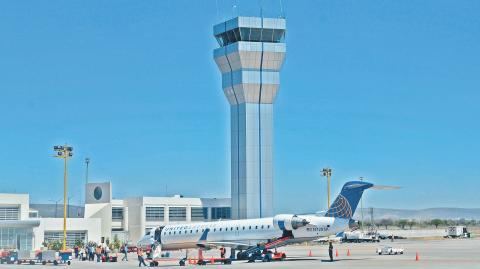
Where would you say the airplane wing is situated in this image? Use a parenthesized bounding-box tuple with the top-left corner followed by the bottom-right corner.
(197, 241, 252, 250)
(196, 228, 253, 250)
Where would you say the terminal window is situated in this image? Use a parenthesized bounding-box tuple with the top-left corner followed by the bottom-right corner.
(28, 212, 38, 218)
(0, 227, 33, 250)
(146, 207, 164, 221)
(0, 207, 19, 220)
(190, 207, 208, 221)
(169, 207, 187, 221)
(211, 207, 231, 220)
(44, 231, 86, 248)
(112, 207, 123, 221)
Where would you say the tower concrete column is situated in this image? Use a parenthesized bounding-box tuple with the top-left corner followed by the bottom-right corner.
(214, 16, 286, 219)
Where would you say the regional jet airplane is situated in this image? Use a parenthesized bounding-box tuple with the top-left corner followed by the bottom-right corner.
(138, 181, 373, 265)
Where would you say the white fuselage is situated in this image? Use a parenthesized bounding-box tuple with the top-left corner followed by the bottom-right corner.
(143, 215, 349, 251)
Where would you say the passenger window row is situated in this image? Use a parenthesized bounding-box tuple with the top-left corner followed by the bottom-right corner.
(164, 224, 272, 236)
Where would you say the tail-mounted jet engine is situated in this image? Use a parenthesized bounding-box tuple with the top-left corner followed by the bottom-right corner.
(273, 214, 309, 231)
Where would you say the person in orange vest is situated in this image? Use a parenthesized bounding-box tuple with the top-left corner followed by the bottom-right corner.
(95, 246, 102, 262)
(137, 249, 147, 267)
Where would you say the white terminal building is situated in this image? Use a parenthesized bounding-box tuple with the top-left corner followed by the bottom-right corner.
(0, 182, 231, 250)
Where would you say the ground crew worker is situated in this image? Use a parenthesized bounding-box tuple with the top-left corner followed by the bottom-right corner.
(137, 249, 147, 267)
(121, 244, 129, 261)
(328, 241, 334, 262)
(220, 247, 226, 258)
(95, 246, 102, 262)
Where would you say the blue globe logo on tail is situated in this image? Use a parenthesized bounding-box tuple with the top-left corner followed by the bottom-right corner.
(324, 181, 373, 219)
(325, 194, 353, 218)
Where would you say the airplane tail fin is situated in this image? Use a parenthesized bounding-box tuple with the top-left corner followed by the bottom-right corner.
(324, 181, 373, 219)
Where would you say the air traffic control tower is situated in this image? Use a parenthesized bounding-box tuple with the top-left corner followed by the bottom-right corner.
(214, 17, 286, 219)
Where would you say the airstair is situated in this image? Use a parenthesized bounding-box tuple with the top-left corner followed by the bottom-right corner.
(237, 236, 292, 260)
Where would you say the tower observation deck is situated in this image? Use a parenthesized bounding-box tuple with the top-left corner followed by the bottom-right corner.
(213, 17, 286, 219)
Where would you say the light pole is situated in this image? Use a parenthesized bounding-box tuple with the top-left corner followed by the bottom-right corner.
(84, 158, 90, 205)
(359, 176, 365, 230)
(53, 144, 73, 251)
(85, 158, 90, 186)
(322, 168, 332, 209)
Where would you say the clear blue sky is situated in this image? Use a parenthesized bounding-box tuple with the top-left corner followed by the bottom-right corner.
(1, 0, 479, 213)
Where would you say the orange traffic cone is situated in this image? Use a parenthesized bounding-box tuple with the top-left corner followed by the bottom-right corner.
(347, 249, 351, 256)
(308, 250, 312, 257)
(335, 249, 339, 257)
(415, 252, 420, 261)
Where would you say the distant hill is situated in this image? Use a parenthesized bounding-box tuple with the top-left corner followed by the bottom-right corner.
(353, 208, 480, 221)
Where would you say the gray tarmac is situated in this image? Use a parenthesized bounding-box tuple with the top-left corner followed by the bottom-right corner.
(1, 238, 479, 269)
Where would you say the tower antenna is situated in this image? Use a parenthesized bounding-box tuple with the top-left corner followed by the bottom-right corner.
(259, 0, 263, 18)
(234, 0, 239, 17)
(279, 0, 285, 18)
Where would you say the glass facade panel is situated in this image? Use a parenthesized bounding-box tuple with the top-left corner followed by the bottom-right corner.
(44, 231, 86, 248)
(226, 30, 236, 45)
(272, 29, 285, 43)
(0, 207, 20, 220)
(146, 207, 164, 221)
(215, 27, 285, 47)
(240, 28, 251, 41)
(0, 227, 33, 250)
(112, 207, 123, 221)
(211, 207, 231, 220)
(190, 207, 208, 221)
(168, 207, 186, 221)
(249, 28, 262, 42)
(261, 29, 274, 42)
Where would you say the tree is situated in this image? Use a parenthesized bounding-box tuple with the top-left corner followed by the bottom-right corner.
(397, 219, 408, 229)
(109, 234, 121, 251)
(47, 240, 62, 250)
(74, 239, 85, 248)
(430, 219, 443, 229)
(407, 220, 416, 230)
(377, 218, 394, 230)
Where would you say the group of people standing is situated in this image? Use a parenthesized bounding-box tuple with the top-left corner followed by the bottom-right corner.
(71, 243, 150, 266)
(73, 244, 130, 263)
